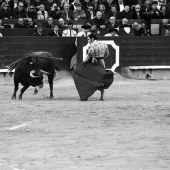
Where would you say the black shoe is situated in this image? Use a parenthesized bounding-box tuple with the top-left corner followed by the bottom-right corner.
(81, 98, 88, 101)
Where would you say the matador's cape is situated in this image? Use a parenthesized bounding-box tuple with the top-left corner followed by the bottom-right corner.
(72, 58, 114, 101)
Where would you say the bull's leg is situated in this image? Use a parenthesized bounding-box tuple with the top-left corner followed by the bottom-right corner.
(100, 89, 105, 101)
(18, 85, 30, 100)
(12, 81, 19, 100)
(48, 75, 54, 99)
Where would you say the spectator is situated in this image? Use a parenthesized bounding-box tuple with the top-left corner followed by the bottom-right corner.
(43, 16, 54, 28)
(49, 3, 61, 19)
(74, 3, 87, 20)
(37, 4, 49, 19)
(12, 1, 28, 19)
(24, 0, 31, 9)
(14, 17, 27, 28)
(162, 18, 170, 28)
(117, 5, 133, 19)
(133, 21, 143, 36)
(62, 21, 77, 36)
(165, 29, 170, 35)
(58, 18, 68, 28)
(116, 0, 127, 12)
(140, 21, 150, 36)
(106, 16, 118, 29)
(132, 4, 145, 19)
(98, 4, 109, 19)
(85, 2, 96, 19)
(104, 27, 119, 36)
(82, 0, 90, 11)
(59, 3, 75, 20)
(26, 18, 36, 28)
(104, 0, 114, 12)
(70, 0, 81, 11)
(47, 24, 62, 36)
(92, 11, 107, 29)
(119, 18, 132, 28)
(108, 4, 118, 18)
(3, 0, 15, 12)
(0, 19, 11, 28)
(159, 4, 170, 18)
(44, 0, 57, 14)
(92, 0, 101, 12)
(27, 4, 37, 19)
(0, 2, 12, 19)
(33, 0, 45, 12)
(150, 1, 163, 19)
(32, 23, 47, 36)
(141, 0, 151, 15)
(157, 0, 166, 10)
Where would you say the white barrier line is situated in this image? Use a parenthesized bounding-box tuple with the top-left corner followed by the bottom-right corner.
(8, 121, 36, 130)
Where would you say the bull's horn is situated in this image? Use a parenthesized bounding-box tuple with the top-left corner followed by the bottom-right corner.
(30, 70, 40, 78)
(40, 69, 52, 74)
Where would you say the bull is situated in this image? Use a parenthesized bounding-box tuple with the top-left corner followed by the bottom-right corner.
(6, 51, 60, 99)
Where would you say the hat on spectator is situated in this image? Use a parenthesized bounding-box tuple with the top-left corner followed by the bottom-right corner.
(37, 23, 43, 28)
(81, 24, 91, 30)
(109, 28, 118, 33)
(152, 1, 158, 5)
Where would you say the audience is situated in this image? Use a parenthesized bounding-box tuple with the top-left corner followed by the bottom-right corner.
(43, 16, 55, 28)
(0, 2, 12, 19)
(85, 2, 96, 19)
(92, 11, 106, 29)
(48, 24, 62, 36)
(58, 17, 68, 28)
(32, 23, 47, 36)
(14, 17, 27, 28)
(27, 4, 37, 19)
(0, 0, 169, 38)
(62, 21, 77, 36)
(37, 4, 49, 20)
(12, 1, 28, 19)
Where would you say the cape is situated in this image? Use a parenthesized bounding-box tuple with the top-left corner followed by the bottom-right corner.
(72, 59, 114, 100)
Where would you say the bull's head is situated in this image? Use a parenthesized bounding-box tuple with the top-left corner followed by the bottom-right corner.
(29, 69, 52, 88)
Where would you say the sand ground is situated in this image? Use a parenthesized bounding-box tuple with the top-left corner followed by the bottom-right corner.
(0, 71, 170, 170)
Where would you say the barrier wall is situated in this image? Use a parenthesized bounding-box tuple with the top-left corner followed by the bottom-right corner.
(0, 37, 77, 69)
(0, 36, 170, 71)
(77, 36, 170, 70)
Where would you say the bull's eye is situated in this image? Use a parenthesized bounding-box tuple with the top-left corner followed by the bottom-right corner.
(30, 62, 34, 64)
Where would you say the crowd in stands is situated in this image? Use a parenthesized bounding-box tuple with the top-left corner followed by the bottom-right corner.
(0, 0, 170, 36)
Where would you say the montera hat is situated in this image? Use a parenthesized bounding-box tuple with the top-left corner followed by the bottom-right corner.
(81, 24, 91, 30)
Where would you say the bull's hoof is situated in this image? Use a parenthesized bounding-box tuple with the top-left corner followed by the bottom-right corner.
(11, 95, 16, 100)
(18, 95, 22, 100)
(50, 96, 54, 99)
(34, 89, 38, 94)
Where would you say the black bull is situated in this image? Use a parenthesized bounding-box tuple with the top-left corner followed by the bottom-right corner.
(6, 51, 60, 99)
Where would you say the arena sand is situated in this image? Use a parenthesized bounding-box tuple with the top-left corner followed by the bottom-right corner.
(0, 71, 170, 170)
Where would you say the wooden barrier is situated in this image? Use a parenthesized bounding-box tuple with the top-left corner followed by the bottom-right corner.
(77, 36, 170, 70)
(0, 37, 77, 69)
(1, 36, 170, 71)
